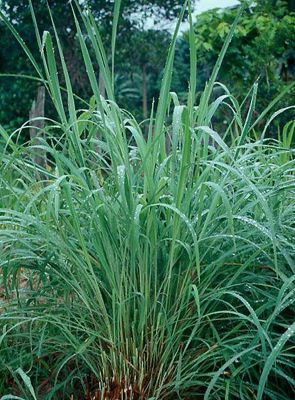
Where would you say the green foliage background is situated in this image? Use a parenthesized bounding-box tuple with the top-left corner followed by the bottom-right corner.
(181, 0, 295, 134)
(0, 0, 294, 132)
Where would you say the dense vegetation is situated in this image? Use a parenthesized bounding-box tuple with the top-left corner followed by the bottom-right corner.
(0, 0, 179, 129)
(182, 0, 295, 133)
(0, 0, 295, 399)
(0, 0, 294, 130)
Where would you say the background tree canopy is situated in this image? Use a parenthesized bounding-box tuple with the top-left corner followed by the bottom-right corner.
(0, 0, 182, 131)
(0, 0, 294, 135)
(178, 0, 295, 134)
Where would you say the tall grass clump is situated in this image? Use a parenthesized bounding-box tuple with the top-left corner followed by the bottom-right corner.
(0, 1, 295, 399)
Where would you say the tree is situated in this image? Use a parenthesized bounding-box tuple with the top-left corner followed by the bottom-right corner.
(0, 0, 90, 131)
(123, 29, 170, 120)
(0, 0, 188, 130)
(178, 0, 295, 134)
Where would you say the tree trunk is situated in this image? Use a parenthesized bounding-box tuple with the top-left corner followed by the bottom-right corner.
(29, 86, 47, 178)
(99, 70, 106, 98)
(142, 64, 148, 121)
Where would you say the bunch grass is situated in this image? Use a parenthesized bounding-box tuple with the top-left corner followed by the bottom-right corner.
(0, 1, 295, 399)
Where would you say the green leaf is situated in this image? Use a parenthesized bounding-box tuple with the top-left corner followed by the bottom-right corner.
(15, 369, 37, 400)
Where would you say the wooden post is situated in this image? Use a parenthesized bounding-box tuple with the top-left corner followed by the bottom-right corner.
(99, 70, 106, 98)
(29, 86, 47, 176)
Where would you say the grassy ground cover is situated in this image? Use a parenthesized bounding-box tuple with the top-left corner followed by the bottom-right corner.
(0, 1, 295, 399)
